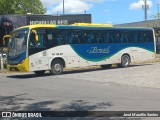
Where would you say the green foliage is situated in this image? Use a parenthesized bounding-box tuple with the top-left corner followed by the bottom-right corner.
(0, 0, 46, 14)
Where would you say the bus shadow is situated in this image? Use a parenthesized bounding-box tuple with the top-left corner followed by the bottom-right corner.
(7, 68, 104, 79)
(129, 63, 153, 67)
(6, 72, 52, 79)
(63, 68, 102, 74)
(63, 63, 153, 74)
(6, 64, 153, 79)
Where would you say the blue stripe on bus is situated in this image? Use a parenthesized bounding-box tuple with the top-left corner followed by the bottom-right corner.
(70, 43, 154, 62)
(8, 52, 26, 64)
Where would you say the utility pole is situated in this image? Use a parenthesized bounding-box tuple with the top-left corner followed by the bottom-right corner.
(142, 0, 149, 21)
(158, 1, 160, 20)
(63, 0, 65, 14)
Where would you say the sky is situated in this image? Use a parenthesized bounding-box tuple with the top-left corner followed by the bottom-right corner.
(40, 0, 160, 25)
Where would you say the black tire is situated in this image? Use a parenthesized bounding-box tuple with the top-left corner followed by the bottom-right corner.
(120, 55, 131, 68)
(34, 70, 45, 75)
(100, 64, 112, 69)
(50, 60, 63, 75)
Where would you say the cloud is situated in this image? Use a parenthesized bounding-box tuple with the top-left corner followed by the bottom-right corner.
(129, 0, 152, 10)
(46, 0, 92, 14)
(41, 0, 109, 14)
(81, 0, 106, 2)
(106, 20, 112, 24)
(104, 9, 110, 13)
(41, 0, 60, 7)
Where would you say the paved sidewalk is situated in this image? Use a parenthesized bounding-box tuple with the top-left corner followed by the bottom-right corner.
(155, 54, 160, 62)
(0, 69, 7, 73)
(156, 54, 160, 58)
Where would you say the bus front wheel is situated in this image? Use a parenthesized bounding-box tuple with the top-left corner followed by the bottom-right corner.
(119, 55, 131, 68)
(50, 60, 63, 75)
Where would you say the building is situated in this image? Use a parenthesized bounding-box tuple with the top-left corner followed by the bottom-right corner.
(114, 19, 160, 28)
(0, 14, 91, 48)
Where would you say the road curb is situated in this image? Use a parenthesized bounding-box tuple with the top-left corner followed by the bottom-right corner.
(0, 70, 7, 73)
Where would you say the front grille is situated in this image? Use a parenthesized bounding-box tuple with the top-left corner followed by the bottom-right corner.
(10, 67, 20, 71)
(8, 60, 19, 65)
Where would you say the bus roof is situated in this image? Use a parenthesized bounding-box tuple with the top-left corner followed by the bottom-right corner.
(16, 24, 56, 30)
(71, 23, 113, 27)
(16, 23, 113, 29)
(14, 23, 153, 31)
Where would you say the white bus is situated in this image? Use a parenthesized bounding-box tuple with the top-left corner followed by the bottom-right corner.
(7, 23, 156, 75)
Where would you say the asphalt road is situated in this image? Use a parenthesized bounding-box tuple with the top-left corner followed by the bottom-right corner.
(1, 62, 160, 120)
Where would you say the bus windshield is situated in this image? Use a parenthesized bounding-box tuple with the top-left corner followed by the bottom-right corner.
(8, 29, 29, 56)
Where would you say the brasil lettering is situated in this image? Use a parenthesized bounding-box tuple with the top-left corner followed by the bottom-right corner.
(87, 46, 111, 54)
(1, 112, 42, 118)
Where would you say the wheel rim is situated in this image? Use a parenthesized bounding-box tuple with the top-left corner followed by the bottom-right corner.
(54, 64, 61, 73)
(122, 57, 129, 66)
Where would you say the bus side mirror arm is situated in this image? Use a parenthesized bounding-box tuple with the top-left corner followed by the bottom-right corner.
(32, 30, 39, 42)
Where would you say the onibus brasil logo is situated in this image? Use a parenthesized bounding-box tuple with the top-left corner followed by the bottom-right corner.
(87, 46, 111, 54)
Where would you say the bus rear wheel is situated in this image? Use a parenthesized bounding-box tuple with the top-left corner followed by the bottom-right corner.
(100, 64, 112, 69)
(50, 60, 63, 75)
(34, 70, 45, 75)
(119, 55, 131, 68)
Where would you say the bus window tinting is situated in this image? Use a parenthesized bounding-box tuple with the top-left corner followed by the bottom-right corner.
(46, 29, 154, 46)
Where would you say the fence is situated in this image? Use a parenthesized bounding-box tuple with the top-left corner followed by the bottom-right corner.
(0, 53, 7, 70)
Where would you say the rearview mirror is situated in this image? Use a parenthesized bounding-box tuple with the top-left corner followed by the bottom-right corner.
(3, 35, 11, 47)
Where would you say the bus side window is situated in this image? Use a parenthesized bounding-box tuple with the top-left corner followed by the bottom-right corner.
(101, 31, 106, 43)
(143, 33, 150, 42)
(137, 33, 141, 42)
(88, 32, 92, 43)
(47, 33, 54, 47)
(81, 31, 86, 44)
(92, 31, 97, 43)
(97, 32, 101, 43)
(123, 34, 129, 43)
(127, 32, 132, 43)
(92, 31, 101, 43)
(106, 32, 109, 43)
(119, 33, 124, 43)
(108, 32, 111, 43)
(69, 31, 74, 44)
(72, 34, 79, 44)
(55, 32, 63, 45)
(29, 29, 46, 48)
(61, 30, 68, 45)
(36, 34, 45, 48)
(72, 30, 80, 44)
(84, 31, 92, 43)
(140, 33, 145, 42)
(133, 33, 138, 42)
(29, 32, 37, 48)
(109, 32, 114, 43)
(115, 32, 120, 43)
(78, 32, 83, 44)
(147, 31, 153, 42)
(61, 30, 69, 44)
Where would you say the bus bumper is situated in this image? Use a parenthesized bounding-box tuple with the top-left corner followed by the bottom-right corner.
(7, 57, 29, 72)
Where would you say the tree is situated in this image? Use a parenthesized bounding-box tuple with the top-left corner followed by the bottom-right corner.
(0, 0, 46, 14)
